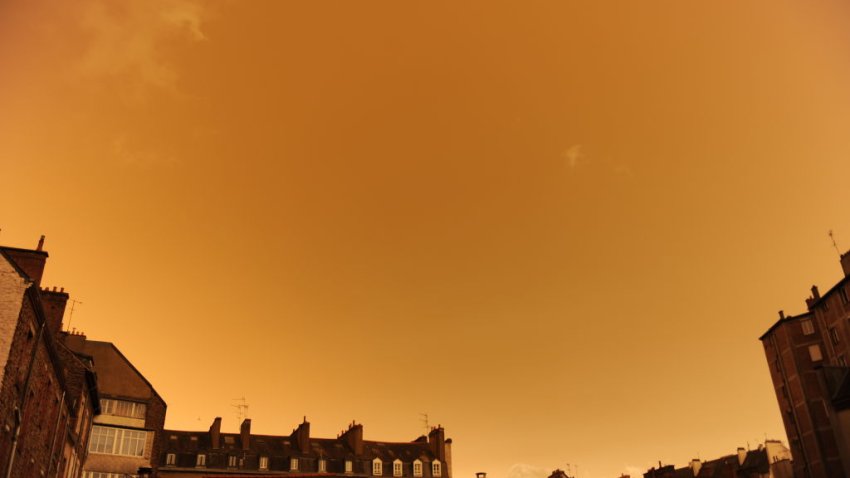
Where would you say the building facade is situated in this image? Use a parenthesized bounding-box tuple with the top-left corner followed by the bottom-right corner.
(0, 240, 100, 478)
(158, 418, 452, 478)
(62, 333, 167, 478)
(642, 441, 792, 478)
(761, 250, 850, 478)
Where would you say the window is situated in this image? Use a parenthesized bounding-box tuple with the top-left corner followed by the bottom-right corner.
(99, 399, 146, 419)
(802, 319, 815, 336)
(432, 461, 441, 477)
(319, 459, 327, 473)
(197, 454, 207, 467)
(809, 344, 823, 362)
(291, 458, 299, 471)
(839, 355, 848, 367)
(394, 460, 403, 477)
(413, 461, 423, 477)
(166, 453, 176, 465)
(830, 327, 841, 345)
(346, 460, 353, 473)
(259, 456, 269, 470)
(373, 459, 383, 476)
(88, 426, 146, 457)
(840, 287, 849, 305)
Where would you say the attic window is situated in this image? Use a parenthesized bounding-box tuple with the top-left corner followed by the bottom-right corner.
(228, 455, 238, 467)
(373, 459, 383, 476)
(394, 460, 403, 477)
(224, 436, 235, 444)
(346, 460, 353, 473)
(319, 459, 327, 473)
(291, 458, 300, 471)
(166, 453, 176, 466)
(260, 456, 269, 470)
(190, 436, 198, 441)
(196, 454, 206, 467)
(801, 319, 815, 336)
(432, 460, 441, 477)
(413, 460, 423, 477)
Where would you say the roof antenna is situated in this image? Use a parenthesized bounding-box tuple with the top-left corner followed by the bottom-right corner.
(830, 230, 842, 256)
(66, 299, 83, 332)
(419, 413, 430, 435)
(232, 397, 249, 425)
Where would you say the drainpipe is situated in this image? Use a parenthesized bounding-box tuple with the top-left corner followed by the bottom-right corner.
(46, 390, 66, 477)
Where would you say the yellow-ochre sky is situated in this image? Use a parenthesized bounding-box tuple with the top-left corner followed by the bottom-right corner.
(3, 1, 850, 477)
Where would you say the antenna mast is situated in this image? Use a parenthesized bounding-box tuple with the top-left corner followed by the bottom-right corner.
(232, 397, 250, 425)
(419, 413, 430, 435)
(66, 299, 83, 332)
(830, 230, 842, 256)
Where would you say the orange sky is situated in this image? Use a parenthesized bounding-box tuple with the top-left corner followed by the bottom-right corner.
(3, 1, 850, 477)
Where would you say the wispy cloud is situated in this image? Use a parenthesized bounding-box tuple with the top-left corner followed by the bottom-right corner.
(76, 0, 207, 92)
(562, 144, 584, 169)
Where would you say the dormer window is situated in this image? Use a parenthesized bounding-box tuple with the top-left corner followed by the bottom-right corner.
(291, 458, 300, 471)
(260, 456, 269, 470)
(166, 453, 176, 466)
(373, 458, 383, 476)
(228, 455, 238, 468)
(196, 454, 206, 467)
(346, 460, 353, 474)
(319, 459, 327, 473)
(393, 459, 403, 477)
(432, 460, 441, 477)
(413, 460, 423, 477)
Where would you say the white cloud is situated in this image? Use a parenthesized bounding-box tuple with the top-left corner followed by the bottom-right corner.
(562, 145, 584, 169)
(76, 0, 207, 92)
(506, 463, 550, 478)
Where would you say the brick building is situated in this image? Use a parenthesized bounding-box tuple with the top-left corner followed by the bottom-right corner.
(62, 333, 167, 478)
(157, 418, 452, 478)
(760, 250, 850, 477)
(0, 240, 100, 478)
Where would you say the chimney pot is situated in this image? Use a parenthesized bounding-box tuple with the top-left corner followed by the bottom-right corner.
(779, 310, 785, 320)
(37, 235, 45, 251)
(812, 285, 821, 300)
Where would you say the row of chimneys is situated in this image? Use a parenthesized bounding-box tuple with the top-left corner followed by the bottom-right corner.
(207, 417, 447, 460)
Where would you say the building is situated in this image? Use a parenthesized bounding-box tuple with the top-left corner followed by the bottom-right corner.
(760, 250, 850, 478)
(642, 442, 792, 478)
(157, 418, 452, 478)
(62, 333, 167, 478)
(0, 239, 100, 478)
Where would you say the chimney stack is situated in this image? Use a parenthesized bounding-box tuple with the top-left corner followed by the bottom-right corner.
(428, 426, 446, 461)
(209, 417, 221, 449)
(841, 251, 850, 277)
(40, 287, 69, 337)
(240, 418, 251, 450)
(779, 310, 785, 320)
(36, 235, 45, 251)
(340, 422, 363, 456)
(293, 417, 311, 454)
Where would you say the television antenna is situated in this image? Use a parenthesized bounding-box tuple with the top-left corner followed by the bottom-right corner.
(419, 413, 430, 435)
(66, 299, 83, 332)
(232, 397, 249, 424)
(830, 230, 842, 256)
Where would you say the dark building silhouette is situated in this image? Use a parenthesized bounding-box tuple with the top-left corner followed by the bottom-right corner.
(642, 442, 791, 478)
(761, 250, 850, 478)
(0, 240, 100, 478)
(158, 418, 452, 478)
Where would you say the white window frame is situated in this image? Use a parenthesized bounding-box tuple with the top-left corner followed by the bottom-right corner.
(291, 457, 300, 471)
(393, 459, 403, 477)
(413, 460, 423, 477)
(166, 453, 176, 465)
(319, 459, 327, 473)
(373, 458, 383, 476)
(228, 455, 238, 467)
(432, 460, 441, 477)
(260, 456, 269, 470)
(197, 454, 207, 467)
(88, 426, 146, 457)
(99, 398, 147, 419)
(809, 344, 823, 362)
(346, 460, 353, 474)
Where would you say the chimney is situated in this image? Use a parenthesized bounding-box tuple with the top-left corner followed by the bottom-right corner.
(36, 235, 45, 251)
(476, 473, 486, 478)
(40, 288, 69, 337)
(841, 251, 850, 277)
(807, 285, 821, 309)
(3, 246, 49, 287)
(689, 459, 701, 476)
(209, 417, 221, 449)
(292, 417, 311, 454)
(340, 422, 363, 456)
(428, 426, 446, 461)
(778, 310, 785, 320)
(445, 438, 453, 478)
(737, 447, 746, 466)
(240, 418, 251, 450)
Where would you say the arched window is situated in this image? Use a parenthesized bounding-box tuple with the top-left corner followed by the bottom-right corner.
(413, 460, 423, 477)
(373, 458, 383, 476)
(432, 460, 441, 477)
(393, 459, 403, 477)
